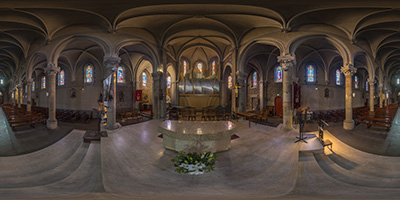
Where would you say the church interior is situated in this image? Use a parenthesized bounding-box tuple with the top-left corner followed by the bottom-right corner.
(1, 0, 400, 199)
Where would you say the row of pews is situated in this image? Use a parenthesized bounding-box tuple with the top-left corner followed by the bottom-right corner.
(315, 109, 345, 123)
(56, 109, 93, 123)
(117, 110, 143, 125)
(2, 104, 47, 130)
(354, 104, 398, 132)
(168, 106, 232, 121)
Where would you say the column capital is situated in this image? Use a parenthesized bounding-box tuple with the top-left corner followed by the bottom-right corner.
(277, 55, 295, 71)
(367, 78, 375, 84)
(104, 56, 121, 70)
(340, 64, 356, 76)
(236, 71, 247, 81)
(325, 79, 330, 85)
(17, 84, 22, 88)
(152, 71, 163, 80)
(26, 78, 33, 84)
(45, 63, 60, 76)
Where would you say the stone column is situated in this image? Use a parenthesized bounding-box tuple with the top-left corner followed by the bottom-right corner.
(368, 78, 375, 115)
(236, 71, 247, 112)
(45, 63, 60, 129)
(12, 89, 16, 106)
(26, 79, 33, 112)
(278, 55, 295, 131)
(171, 81, 178, 106)
(152, 71, 163, 119)
(104, 56, 121, 130)
(379, 84, 384, 108)
(259, 80, 266, 110)
(17, 84, 22, 108)
(385, 90, 389, 106)
(341, 64, 357, 130)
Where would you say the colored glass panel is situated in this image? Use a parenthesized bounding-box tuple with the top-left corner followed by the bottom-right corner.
(117, 67, 124, 83)
(336, 70, 341, 85)
(253, 72, 257, 87)
(197, 63, 202, 73)
(143, 72, 147, 87)
(59, 70, 65, 86)
(167, 76, 171, 88)
(354, 76, 358, 89)
(275, 66, 282, 83)
(366, 81, 369, 91)
(397, 78, 399, 85)
(212, 61, 216, 75)
(42, 76, 46, 89)
(183, 60, 187, 75)
(228, 75, 232, 89)
(86, 65, 93, 83)
(307, 65, 315, 82)
(32, 81, 35, 92)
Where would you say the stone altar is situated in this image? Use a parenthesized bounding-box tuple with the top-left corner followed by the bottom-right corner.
(158, 120, 237, 153)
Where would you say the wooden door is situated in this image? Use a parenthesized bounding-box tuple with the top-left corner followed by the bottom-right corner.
(275, 96, 282, 116)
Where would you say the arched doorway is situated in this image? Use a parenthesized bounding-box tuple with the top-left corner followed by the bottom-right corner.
(275, 96, 282, 116)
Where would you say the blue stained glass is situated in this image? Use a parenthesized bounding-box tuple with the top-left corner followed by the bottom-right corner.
(117, 67, 124, 83)
(307, 65, 315, 82)
(336, 70, 341, 85)
(275, 66, 282, 83)
(355, 76, 358, 89)
(253, 72, 257, 87)
(143, 72, 147, 87)
(167, 76, 171, 88)
(86, 65, 93, 83)
(42, 76, 46, 89)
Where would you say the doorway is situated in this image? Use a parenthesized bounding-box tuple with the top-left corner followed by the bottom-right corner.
(275, 96, 282, 116)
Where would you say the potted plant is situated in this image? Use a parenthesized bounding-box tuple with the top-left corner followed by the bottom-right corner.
(171, 151, 217, 175)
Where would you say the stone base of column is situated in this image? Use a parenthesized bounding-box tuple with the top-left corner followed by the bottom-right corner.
(47, 119, 58, 129)
(343, 119, 354, 130)
(282, 123, 293, 131)
(105, 123, 121, 130)
(369, 111, 375, 116)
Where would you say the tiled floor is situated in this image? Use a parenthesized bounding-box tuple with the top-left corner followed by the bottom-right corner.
(1, 108, 400, 199)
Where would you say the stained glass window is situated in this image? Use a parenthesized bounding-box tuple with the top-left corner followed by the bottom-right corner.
(0, 79, 3, 84)
(212, 61, 216, 75)
(275, 66, 282, 83)
(197, 63, 203, 73)
(336, 69, 341, 85)
(142, 72, 147, 87)
(167, 76, 171, 88)
(32, 81, 35, 92)
(397, 78, 399, 85)
(366, 81, 369, 91)
(85, 64, 93, 83)
(354, 76, 358, 89)
(307, 64, 315, 83)
(41, 76, 46, 89)
(228, 75, 232, 89)
(252, 72, 257, 87)
(117, 67, 124, 83)
(58, 70, 65, 86)
(183, 60, 187, 75)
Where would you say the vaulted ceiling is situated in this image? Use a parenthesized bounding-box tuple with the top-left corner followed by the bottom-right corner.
(1, 0, 400, 87)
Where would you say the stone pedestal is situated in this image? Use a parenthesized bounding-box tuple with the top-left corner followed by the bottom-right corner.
(278, 55, 295, 131)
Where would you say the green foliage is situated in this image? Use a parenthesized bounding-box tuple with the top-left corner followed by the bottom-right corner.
(171, 151, 217, 175)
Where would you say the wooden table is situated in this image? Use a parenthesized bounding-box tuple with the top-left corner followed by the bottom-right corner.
(237, 112, 257, 127)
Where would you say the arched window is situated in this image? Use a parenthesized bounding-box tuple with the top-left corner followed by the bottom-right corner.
(0, 79, 3, 85)
(58, 70, 65, 86)
(197, 63, 203, 73)
(275, 66, 282, 83)
(212, 61, 216, 75)
(397, 78, 399, 85)
(306, 64, 316, 83)
(336, 69, 341, 85)
(228, 75, 232, 89)
(354, 76, 358, 89)
(183, 60, 187, 75)
(32, 81, 35, 92)
(85, 64, 93, 83)
(117, 66, 124, 83)
(366, 81, 369, 91)
(41, 76, 46, 89)
(252, 72, 257, 87)
(167, 76, 171, 88)
(142, 72, 147, 87)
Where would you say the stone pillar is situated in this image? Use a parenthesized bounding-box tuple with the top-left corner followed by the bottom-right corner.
(236, 71, 247, 112)
(171, 81, 178, 106)
(341, 64, 357, 130)
(45, 63, 60, 129)
(152, 71, 163, 119)
(259, 80, 267, 110)
(104, 56, 121, 130)
(379, 84, 384, 108)
(12, 89, 16, 106)
(17, 84, 22, 108)
(368, 78, 375, 115)
(385, 90, 389, 106)
(278, 55, 295, 131)
(26, 79, 33, 112)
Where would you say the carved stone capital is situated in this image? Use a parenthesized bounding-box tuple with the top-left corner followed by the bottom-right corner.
(325, 79, 330, 85)
(104, 56, 121, 69)
(236, 71, 247, 81)
(152, 71, 163, 80)
(26, 78, 33, 84)
(277, 55, 295, 71)
(367, 78, 375, 84)
(45, 63, 60, 76)
(340, 64, 357, 77)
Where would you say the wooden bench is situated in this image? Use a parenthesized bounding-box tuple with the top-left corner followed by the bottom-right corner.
(355, 115, 392, 131)
(322, 139, 332, 149)
(8, 114, 46, 130)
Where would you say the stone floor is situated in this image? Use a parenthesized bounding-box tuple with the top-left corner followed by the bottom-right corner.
(1, 109, 400, 199)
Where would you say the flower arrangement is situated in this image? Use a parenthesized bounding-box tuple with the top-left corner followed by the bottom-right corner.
(171, 151, 217, 175)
